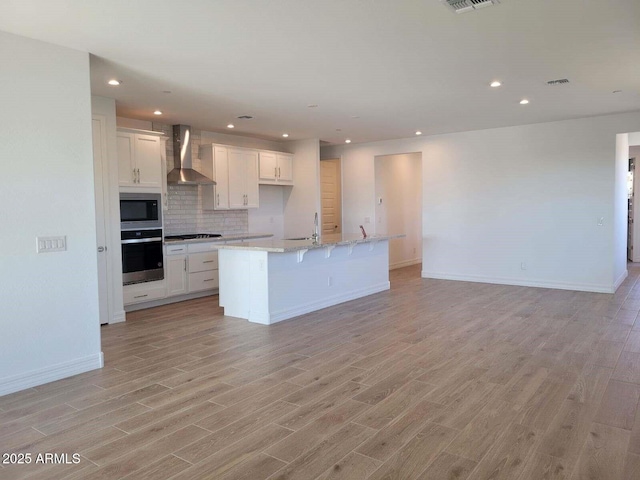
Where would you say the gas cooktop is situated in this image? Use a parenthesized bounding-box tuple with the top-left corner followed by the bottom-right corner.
(164, 233, 223, 241)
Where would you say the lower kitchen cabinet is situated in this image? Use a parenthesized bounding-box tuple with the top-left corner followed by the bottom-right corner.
(165, 242, 221, 298)
(123, 280, 166, 305)
(166, 254, 188, 296)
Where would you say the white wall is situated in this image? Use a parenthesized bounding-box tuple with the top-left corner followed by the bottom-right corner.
(323, 112, 640, 293)
(630, 132, 640, 146)
(374, 153, 422, 269)
(0, 32, 102, 395)
(283, 139, 321, 238)
(248, 185, 285, 238)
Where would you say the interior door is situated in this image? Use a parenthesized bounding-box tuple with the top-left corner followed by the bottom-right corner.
(92, 116, 110, 325)
(320, 159, 342, 235)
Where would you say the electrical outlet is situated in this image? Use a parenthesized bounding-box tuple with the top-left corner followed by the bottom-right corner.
(521, 262, 526, 270)
(327, 276, 333, 286)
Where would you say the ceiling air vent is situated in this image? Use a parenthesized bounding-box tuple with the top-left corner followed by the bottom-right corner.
(442, 0, 500, 14)
(546, 79, 570, 86)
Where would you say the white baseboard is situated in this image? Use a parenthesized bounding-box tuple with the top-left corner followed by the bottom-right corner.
(421, 271, 616, 294)
(111, 310, 126, 324)
(256, 282, 391, 325)
(614, 269, 628, 292)
(0, 353, 104, 397)
(390, 258, 422, 270)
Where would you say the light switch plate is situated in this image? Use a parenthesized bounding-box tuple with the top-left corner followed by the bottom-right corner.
(37, 236, 67, 253)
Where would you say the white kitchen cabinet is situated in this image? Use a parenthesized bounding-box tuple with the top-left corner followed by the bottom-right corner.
(123, 280, 166, 305)
(228, 148, 259, 208)
(117, 129, 164, 189)
(259, 151, 293, 185)
(166, 254, 188, 296)
(188, 251, 219, 292)
(200, 145, 230, 210)
(202, 144, 258, 210)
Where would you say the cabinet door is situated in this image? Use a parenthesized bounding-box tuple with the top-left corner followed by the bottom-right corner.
(214, 146, 230, 209)
(166, 255, 188, 296)
(245, 150, 259, 208)
(259, 151, 277, 181)
(277, 154, 293, 183)
(135, 134, 162, 188)
(117, 132, 136, 187)
(228, 148, 247, 209)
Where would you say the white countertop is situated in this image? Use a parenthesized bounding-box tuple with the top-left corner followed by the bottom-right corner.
(217, 233, 405, 253)
(163, 233, 273, 245)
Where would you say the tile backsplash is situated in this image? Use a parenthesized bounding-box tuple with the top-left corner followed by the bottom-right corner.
(152, 122, 249, 235)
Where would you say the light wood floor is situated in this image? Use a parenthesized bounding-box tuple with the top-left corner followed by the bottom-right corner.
(3, 265, 640, 479)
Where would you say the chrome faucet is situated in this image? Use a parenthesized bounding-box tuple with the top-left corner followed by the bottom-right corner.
(311, 212, 319, 243)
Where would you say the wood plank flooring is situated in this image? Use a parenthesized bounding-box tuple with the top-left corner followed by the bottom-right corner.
(3, 264, 640, 479)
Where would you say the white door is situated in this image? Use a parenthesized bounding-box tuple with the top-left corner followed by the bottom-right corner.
(92, 116, 110, 325)
(320, 159, 341, 235)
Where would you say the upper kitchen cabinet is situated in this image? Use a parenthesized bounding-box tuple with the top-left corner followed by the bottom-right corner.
(200, 144, 230, 210)
(117, 128, 164, 190)
(259, 151, 293, 185)
(200, 144, 258, 210)
(228, 148, 259, 208)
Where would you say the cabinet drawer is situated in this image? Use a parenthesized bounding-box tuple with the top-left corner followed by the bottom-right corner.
(166, 244, 188, 255)
(189, 270, 219, 292)
(189, 251, 218, 272)
(123, 280, 166, 305)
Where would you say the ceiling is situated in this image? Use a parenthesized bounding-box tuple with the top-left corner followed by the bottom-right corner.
(1, 0, 639, 145)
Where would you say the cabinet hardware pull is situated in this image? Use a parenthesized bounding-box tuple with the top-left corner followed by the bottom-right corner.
(275, 166, 278, 178)
(137, 168, 141, 183)
(184, 259, 187, 271)
(278, 167, 281, 178)
(203, 260, 214, 263)
(216, 193, 220, 206)
(97, 246, 105, 253)
(133, 168, 136, 182)
(134, 294, 148, 299)
(203, 278, 214, 282)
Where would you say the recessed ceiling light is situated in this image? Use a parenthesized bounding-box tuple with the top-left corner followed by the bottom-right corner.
(107, 79, 120, 86)
(345, 139, 352, 144)
(282, 133, 289, 138)
(490, 81, 501, 87)
(308, 104, 318, 108)
(153, 110, 162, 115)
(415, 131, 422, 136)
(227, 124, 235, 129)
(520, 99, 530, 105)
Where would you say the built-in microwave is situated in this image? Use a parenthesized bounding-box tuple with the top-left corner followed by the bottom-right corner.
(120, 192, 162, 230)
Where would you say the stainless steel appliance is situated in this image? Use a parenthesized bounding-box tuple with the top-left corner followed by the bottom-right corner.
(120, 192, 162, 230)
(121, 228, 164, 285)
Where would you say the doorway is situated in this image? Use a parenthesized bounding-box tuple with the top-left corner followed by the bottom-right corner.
(320, 158, 342, 235)
(374, 152, 422, 270)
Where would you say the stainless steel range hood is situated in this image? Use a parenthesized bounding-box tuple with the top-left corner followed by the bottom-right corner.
(167, 125, 215, 185)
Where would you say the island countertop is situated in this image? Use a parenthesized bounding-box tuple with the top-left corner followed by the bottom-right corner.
(217, 233, 405, 253)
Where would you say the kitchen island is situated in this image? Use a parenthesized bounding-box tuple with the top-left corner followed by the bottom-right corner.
(217, 233, 404, 324)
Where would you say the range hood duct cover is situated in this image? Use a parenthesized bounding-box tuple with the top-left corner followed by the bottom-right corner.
(167, 124, 215, 185)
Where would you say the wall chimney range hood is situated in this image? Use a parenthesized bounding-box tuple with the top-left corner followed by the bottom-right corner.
(167, 124, 215, 185)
